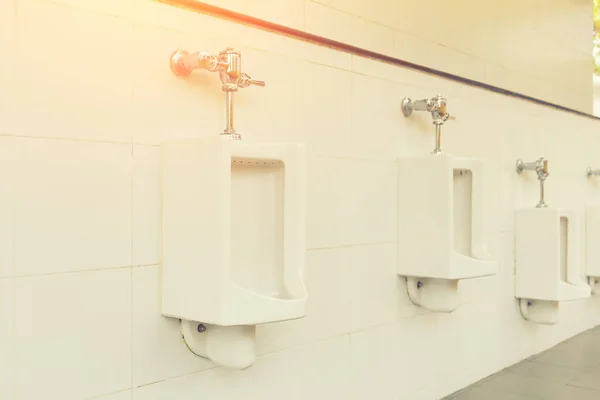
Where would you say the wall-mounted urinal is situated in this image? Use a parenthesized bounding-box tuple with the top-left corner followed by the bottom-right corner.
(585, 167, 600, 293)
(398, 95, 496, 313)
(515, 158, 589, 324)
(162, 48, 307, 370)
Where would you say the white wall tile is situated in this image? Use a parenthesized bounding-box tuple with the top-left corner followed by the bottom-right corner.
(0, 279, 13, 400)
(306, 157, 355, 248)
(14, 0, 134, 142)
(280, 36, 352, 70)
(13, 269, 131, 400)
(394, 30, 486, 82)
(349, 243, 426, 331)
(0, 137, 15, 279)
(133, 145, 160, 266)
(311, 0, 359, 12)
(346, 160, 397, 245)
(350, 74, 406, 161)
(0, 0, 16, 135)
(534, 0, 591, 55)
(396, 314, 443, 398)
(436, 301, 506, 394)
(133, 0, 214, 34)
(50, 0, 133, 17)
(133, 335, 352, 400)
(256, 247, 352, 355)
(305, 2, 360, 46)
(14, 139, 132, 276)
(247, 0, 305, 30)
(97, 390, 133, 400)
(0, 0, 15, 67)
(353, 18, 395, 57)
(131, 265, 212, 386)
(419, 0, 488, 61)
(307, 158, 396, 249)
(188, 0, 248, 14)
(351, 314, 441, 399)
(350, 323, 400, 399)
(295, 62, 354, 158)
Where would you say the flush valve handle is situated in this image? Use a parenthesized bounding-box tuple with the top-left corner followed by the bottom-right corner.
(238, 73, 266, 88)
(434, 112, 456, 125)
(430, 94, 455, 125)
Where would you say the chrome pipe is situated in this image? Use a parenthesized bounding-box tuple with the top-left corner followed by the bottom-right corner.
(169, 47, 265, 140)
(516, 158, 549, 208)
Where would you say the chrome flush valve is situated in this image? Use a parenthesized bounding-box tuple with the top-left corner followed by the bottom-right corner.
(516, 158, 550, 208)
(170, 48, 265, 140)
(401, 94, 456, 154)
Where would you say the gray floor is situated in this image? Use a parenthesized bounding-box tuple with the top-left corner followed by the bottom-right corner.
(444, 326, 600, 399)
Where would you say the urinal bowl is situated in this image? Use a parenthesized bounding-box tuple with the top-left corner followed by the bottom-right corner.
(161, 137, 308, 369)
(398, 155, 497, 313)
(515, 208, 590, 324)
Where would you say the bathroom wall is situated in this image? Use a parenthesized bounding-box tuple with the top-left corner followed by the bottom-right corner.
(1, 0, 600, 399)
(201, 0, 595, 114)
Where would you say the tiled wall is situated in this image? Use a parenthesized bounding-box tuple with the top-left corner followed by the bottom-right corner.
(200, 0, 594, 114)
(1, 0, 600, 399)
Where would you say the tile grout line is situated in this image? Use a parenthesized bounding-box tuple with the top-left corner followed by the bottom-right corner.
(10, 137, 16, 400)
(86, 387, 133, 400)
(130, 265, 134, 394)
(0, 133, 133, 146)
(130, 140, 135, 392)
(11, 264, 134, 280)
(134, 332, 358, 391)
(565, 383, 600, 393)
(7, 264, 161, 280)
(307, 241, 396, 251)
(10, 276, 15, 400)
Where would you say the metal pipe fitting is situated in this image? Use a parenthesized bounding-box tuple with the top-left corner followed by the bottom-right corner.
(169, 48, 265, 140)
(587, 167, 600, 178)
(516, 158, 549, 208)
(401, 94, 455, 154)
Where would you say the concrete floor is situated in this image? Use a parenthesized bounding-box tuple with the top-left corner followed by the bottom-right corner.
(444, 326, 600, 399)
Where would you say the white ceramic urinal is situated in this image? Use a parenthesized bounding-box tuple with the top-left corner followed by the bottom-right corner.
(398, 154, 497, 312)
(161, 136, 307, 369)
(586, 205, 600, 294)
(516, 208, 590, 324)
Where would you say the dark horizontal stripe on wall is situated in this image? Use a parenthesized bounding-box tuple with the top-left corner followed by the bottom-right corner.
(158, 0, 599, 121)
